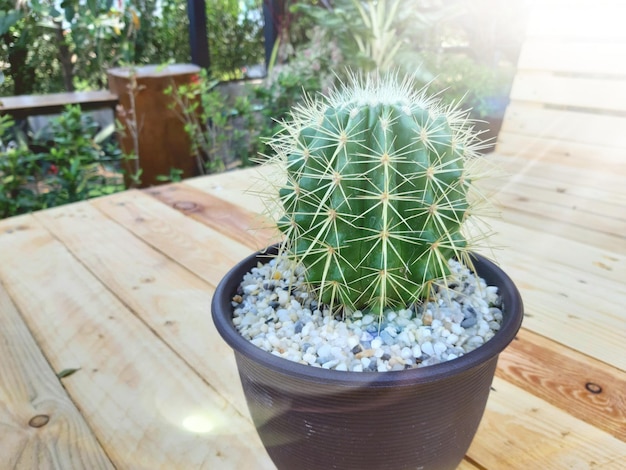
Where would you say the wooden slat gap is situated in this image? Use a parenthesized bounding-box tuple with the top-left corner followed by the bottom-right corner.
(542, 103, 626, 119)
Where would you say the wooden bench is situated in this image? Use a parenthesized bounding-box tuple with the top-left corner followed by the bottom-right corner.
(482, 0, 626, 256)
(0, 90, 118, 120)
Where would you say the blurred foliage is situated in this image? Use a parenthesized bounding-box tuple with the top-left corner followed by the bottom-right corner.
(0, 0, 266, 95)
(254, 25, 343, 154)
(0, 106, 129, 219)
(292, 0, 529, 118)
(164, 69, 260, 174)
(208, 0, 265, 81)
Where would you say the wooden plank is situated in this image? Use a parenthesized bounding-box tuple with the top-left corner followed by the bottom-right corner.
(478, 245, 626, 372)
(482, 217, 626, 286)
(486, 154, 626, 196)
(0, 276, 114, 470)
(510, 72, 626, 113)
(91, 189, 260, 284)
(458, 459, 482, 470)
(467, 376, 626, 469)
(143, 183, 279, 251)
(485, 183, 626, 239)
(182, 164, 281, 214)
(494, 133, 626, 175)
(526, 2, 626, 40)
(0, 213, 274, 469)
(480, 160, 626, 209)
(500, 104, 626, 150)
(0, 91, 118, 119)
(33, 200, 252, 418)
(518, 40, 626, 75)
(496, 207, 626, 255)
(497, 329, 626, 442)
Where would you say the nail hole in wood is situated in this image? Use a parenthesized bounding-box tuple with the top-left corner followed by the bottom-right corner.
(585, 382, 602, 394)
(173, 201, 198, 211)
(29, 415, 50, 428)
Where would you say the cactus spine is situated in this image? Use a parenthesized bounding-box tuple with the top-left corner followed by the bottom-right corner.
(267, 72, 486, 316)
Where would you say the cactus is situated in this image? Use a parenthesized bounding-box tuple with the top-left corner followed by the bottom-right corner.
(266, 72, 488, 316)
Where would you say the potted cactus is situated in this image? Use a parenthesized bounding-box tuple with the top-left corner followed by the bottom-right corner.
(211, 72, 523, 470)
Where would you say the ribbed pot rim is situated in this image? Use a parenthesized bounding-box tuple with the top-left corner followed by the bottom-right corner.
(212, 245, 523, 387)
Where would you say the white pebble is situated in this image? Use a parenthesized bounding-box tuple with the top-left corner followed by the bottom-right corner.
(233, 256, 502, 371)
(421, 342, 435, 356)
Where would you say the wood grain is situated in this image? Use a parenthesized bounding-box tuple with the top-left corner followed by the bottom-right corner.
(0, 275, 114, 470)
(492, 210, 625, 256)
(496, 329, 626, 442)
(485, 184, 626, 240)
(479, 247, 626, 372)
(145, 181, 279, 251)
(0, 213, 274, 469)
(468, 377, 626, 469)
(510, 72, 626, 114)
(488, 154, 626, 196)
(92, 189, 258, 284)
(500, 104, 626, 152)
(182, 164, 279, 214)
(33, 201, 251, 418)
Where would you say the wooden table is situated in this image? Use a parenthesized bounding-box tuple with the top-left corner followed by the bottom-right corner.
(1, 163, 625, 469)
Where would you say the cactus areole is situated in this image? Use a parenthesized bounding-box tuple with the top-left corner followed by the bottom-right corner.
(269, 73, 486, 316)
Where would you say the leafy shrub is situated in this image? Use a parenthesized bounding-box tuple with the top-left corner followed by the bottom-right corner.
(253, 26, 344, 154)
(164, 69, 260, 174)
(0, 106, 128, 219)
(208, 0, 265, 80)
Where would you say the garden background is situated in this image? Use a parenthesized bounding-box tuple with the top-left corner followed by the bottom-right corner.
(0, 0, 530, 219)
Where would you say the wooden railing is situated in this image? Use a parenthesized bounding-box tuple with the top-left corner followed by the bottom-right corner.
(0, 90, 118, 120)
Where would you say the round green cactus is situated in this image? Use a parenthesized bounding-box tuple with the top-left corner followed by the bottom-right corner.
(267, 72, 487, 315)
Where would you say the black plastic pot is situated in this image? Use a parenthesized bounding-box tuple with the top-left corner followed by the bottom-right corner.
(212, 246, 523, 470)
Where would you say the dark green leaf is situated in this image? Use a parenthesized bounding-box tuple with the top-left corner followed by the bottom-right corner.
(56, 367, 81, 379)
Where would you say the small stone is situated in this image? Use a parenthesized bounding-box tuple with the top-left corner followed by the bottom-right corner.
(433, 342, 447, 355)
(421, 342, 435, 356)
(356, 349, 375, 359)
(231, 255, 502, 371)
(303, 353, 317, 365)
(461, 316, 477, 328)
(380, 330, 395, 345)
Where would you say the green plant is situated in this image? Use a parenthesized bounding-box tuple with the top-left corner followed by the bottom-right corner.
(255, 25, 343, 154)
(0, 115, 44, 218)
(423, 53, 515, 119)
(207, 0, 264, 80)
(164, 69, 260, 173)
(295, 0, 527, 124)
(0, 0, 192, 95)
(265, 72, 489, 318)
(0, 106, 128, 219)
(294, 0, 446, 73)
(42, 105, 123, 204)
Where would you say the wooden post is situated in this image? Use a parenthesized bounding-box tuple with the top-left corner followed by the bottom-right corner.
(107, 64, 201, 188)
